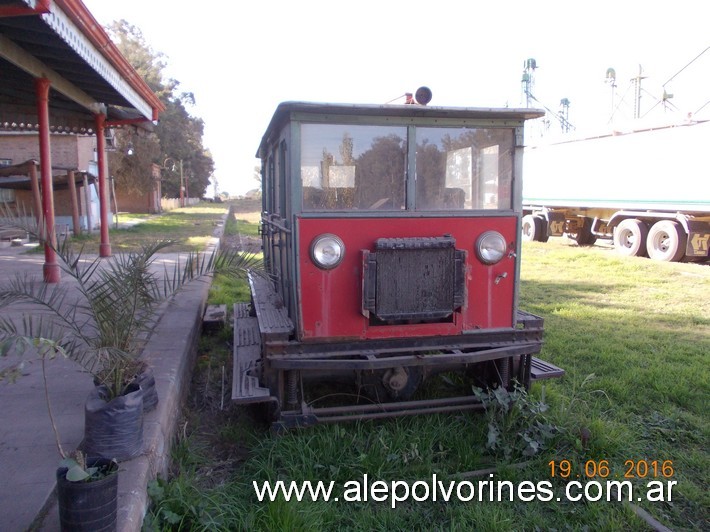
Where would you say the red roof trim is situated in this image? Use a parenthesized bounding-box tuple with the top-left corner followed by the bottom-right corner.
(0, 0, 50, 18)
(55, 0, 165, 120)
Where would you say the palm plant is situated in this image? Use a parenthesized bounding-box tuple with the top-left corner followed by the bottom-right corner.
(1, 204, 260, 464)
(0, 236, 257, 399)
(0, 204, 259, 531)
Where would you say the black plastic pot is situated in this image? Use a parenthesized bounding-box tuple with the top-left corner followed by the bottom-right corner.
(134, 365, 158, 412)
(56, 457, 118, 532)
(83, 382, 143, 461)
(93, 364, 158, 413)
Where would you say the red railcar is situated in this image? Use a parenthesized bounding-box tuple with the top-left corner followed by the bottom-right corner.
(233, 100, 563, 430)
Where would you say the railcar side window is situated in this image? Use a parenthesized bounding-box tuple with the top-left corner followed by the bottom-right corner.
(415, 127, 514, 210)
(301, 124, 407, 211)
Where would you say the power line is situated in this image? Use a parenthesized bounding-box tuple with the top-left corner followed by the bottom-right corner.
(662, 45, 710, 87)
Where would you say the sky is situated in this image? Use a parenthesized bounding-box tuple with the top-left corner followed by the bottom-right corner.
(82, 0, 710, 196)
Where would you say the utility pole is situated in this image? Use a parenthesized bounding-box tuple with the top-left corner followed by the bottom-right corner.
(163, 158, 185, 207)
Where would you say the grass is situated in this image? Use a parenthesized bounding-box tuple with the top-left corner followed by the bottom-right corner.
(57, 202, 231, 254)
(519, 240, 709, 529)
(145, 230, 709, 532)
(207, 210, 262, 305)
(225, 215, 259, 238)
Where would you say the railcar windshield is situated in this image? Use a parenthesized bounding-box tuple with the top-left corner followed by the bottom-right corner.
(416, 127, 514, 210)
(301, 123, 407, 210)
(300, 123, 515, 211)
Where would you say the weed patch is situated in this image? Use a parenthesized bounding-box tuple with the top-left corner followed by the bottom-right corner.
(145, 229, 709, 531)
(473, 384, 558, 461)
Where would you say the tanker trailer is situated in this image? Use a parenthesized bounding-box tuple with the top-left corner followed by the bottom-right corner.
(522, 119, 710, 261)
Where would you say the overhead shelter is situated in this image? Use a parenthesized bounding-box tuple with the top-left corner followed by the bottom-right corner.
(0, 0, 164, 282)
(0, 159, 98, 239)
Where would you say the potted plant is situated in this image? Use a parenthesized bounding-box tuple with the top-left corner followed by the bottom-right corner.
(56, 453, 119, 532)
(0, 236, 256, 458)
(3, 336, 119, 532)
(0, 207, 258, 528)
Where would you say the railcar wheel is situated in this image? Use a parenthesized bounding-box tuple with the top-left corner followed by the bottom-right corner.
(360, 366, 422, 402)
(613, 219, 649, 257)
(259, 399, 281, 424)
(647, 220, 687, 262)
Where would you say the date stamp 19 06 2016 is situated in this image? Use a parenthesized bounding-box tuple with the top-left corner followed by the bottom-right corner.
(549, 459, 675, 479)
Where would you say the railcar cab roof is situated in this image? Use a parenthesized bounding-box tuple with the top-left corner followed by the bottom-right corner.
(256, 101, 545, 158)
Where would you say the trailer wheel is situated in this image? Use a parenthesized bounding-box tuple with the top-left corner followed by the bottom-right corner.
(567, 217, 596, 246)
(613, 219, 649, 257)
(647, 220, 687, 262)
(522, 215, 548, 242)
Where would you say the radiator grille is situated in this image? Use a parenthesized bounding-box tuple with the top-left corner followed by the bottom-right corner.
(363, 236, 464, 322)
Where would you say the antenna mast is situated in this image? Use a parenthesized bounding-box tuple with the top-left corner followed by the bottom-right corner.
(632, 65, 646, 119)
(605, 67, 617, 121)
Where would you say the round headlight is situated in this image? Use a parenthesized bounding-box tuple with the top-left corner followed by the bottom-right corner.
(310, 234, 345, 269)
(476, 231, 507, 264)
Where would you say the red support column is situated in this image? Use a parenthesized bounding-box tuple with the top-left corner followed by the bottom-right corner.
(35, 78, 60, 283)
(94, 113, 111, 257)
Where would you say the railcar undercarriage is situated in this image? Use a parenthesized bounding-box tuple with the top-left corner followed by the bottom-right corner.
(232, 273, 564, 431)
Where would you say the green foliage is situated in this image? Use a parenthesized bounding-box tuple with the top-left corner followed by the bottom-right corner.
(108, 205, 229, 253)
(59, 452, 117, 483)
(106, 20, 166, 93)
(144, 231, 709, 530)
(0, 214, 260, 400)
(109, 128, 161, 195)
(207, 272, 252, 306)
(229, 218, 260, 238)
(106, 20, 214, 198)
(223, 216, 238, 236)
(144, 477, 229, 530)
(473, 384, 558, 461)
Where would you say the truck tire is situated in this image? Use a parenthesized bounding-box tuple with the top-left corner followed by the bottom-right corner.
(567, 217, 596, 246)
(647, 220, 687, 262)
(522, 215, 548, 242)
(614, 219, 649, 257)
(535, 216, 549, 242)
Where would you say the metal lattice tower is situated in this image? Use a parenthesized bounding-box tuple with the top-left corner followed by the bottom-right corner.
(559, 98, 571, 132)
(521, 58, 537, 107)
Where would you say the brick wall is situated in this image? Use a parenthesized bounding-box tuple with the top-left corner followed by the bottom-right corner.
(115, 163, 162, 214)
(0, 132, 96, 168)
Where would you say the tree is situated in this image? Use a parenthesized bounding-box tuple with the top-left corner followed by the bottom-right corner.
(105, 20, 215, 200)
(106, 20, 168, 96)
(355, 134, 406, 208)
(154, 98, 214, 199)
(108, 128, 160, 195)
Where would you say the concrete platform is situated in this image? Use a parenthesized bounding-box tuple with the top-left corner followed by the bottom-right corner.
(0, 221, 224, 531)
